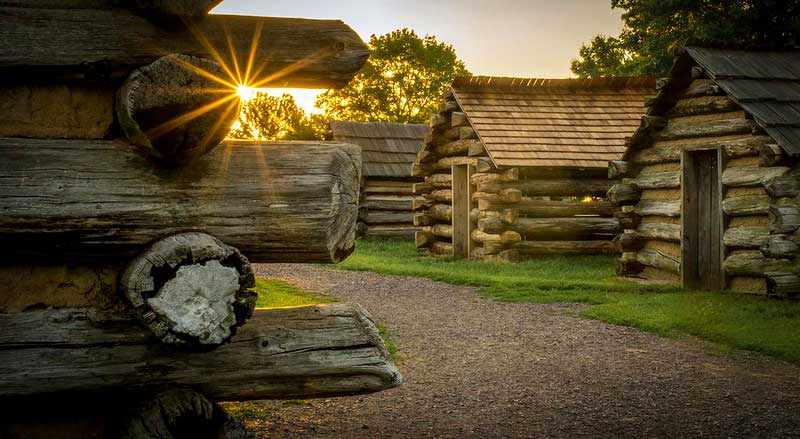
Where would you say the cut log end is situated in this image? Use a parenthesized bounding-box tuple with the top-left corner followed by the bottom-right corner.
(117, 53, 241, 164)
(120, 232, 257, 347)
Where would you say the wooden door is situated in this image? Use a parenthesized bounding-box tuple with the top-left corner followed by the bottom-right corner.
(452, 164, 474, 258)
(682, 149, 725, 290)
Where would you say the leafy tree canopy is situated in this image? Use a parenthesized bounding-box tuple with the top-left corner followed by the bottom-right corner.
(572, 0, 800, 78)
(316, 29, 471, 124)
(228, 93, 326, 141)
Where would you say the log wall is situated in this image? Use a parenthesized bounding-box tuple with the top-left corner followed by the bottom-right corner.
(613, 65, 800, 296)
(359, 177, 424, 240)
(414, 97, 620, 261)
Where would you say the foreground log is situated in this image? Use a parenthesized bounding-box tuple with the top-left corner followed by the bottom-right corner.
(120, 232, 257, 346)
(0, 11, 369, 88)
(0, 304, 402, 400)
(117, 54, 240, 163)
(0, 139, 361, 263)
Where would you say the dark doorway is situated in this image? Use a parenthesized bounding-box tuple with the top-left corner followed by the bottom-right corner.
(682, 149, 724, 290)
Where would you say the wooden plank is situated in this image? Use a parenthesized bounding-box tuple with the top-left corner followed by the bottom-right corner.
(682, 149, 698, 288)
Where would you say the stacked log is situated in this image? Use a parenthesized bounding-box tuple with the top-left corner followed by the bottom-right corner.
(359, 179, 427, 239)
(413, 97, 479, 256)
(612, 59, 800, 295)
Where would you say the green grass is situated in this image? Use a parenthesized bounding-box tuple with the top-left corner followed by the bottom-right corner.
(329, 239, 800, 364)
(254, 278, 336, 308)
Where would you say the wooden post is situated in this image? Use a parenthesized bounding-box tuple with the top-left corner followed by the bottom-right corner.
(451, 164, 474, 258)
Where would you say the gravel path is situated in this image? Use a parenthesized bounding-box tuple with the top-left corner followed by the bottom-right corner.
(250, 264, 800, 438)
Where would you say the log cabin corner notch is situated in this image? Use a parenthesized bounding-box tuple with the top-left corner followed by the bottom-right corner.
(330, 121, 429, 240)
(413, 75, 655, 261)
(611, 46, 800, 296)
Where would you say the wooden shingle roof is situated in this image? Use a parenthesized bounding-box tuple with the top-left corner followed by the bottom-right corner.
(684, 47, 800, 156)
(451, 76, 655, 169)
(330, 121, 428, 178)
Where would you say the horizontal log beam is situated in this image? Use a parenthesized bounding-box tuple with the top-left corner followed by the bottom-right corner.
(764, 175, 800, 198)
(724, 251, 797, 277)
(608, 183, 642, 206)
(723, 195, 771, 217)
(362, 195, 428, 211)
(770, 203, 800, 234)
(430, 241, 453, 256)
(608, 160, 641, 179)
(635, 200, 681, 217)
(425, 174, 452, 188)
(666, 96, 740, 118)
(479, 199, 617, 217)
(0, 11, 369, 88)
(512, 217, 621, 239)
(633, 171, 681, 189)
(721, 166, 789, 188)
(637, 248, 680, 274)
(631, 136, 770, 165)
(0, 304, 401, 401)
(656, 118, 753, 142)
(514, 240, 616, 256)
(360, 211, 415, 225)
(477, 179, 613, 197)
(428, 204, 453, 222)
(761, 234, 800, 259)
(362, 225, 416, 240)
(432, 139, 480, 157)
(0, 139, 360, 263)
(723, 226, 770, 249)
(638, 222, 681, 242)
(767, 273, 800, 295)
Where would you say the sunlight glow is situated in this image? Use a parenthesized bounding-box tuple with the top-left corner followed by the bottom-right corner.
(237, 85, 258, 102)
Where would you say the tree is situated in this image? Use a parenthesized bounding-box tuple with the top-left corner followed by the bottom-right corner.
(316, 29, 470, 124)
(572, 0, 800, 78)
(228, 93, 326, 141)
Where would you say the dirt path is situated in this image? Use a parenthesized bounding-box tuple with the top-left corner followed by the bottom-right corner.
(249, 264, 800, 438)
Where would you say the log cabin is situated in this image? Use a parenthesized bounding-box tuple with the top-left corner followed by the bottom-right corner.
(0, 2, 400, 437)
(330, 121, 429, 239)
(413, 75, 654, 261)
(610, 46, 800, 297)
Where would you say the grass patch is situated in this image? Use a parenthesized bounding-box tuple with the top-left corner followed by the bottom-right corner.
(254, 278, 336, 308)
(329, 239, 800, 364)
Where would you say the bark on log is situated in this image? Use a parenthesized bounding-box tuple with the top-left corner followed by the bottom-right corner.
(761, 234, 800, 259)
(637, 249, 680, 274)
(451, 112, 469, 128)
(766, 273, 800, 295)
(764, 175, 800, 198)
(471, 169, 519, 185)
(607, 183, 642, 206)
(413, 213, 435, 227)
(480, 199, 617, 217)
(633, 171, 681, 189)
(0, 11, 369, 88)
(478, 179, 613, 197)
(433, 139, 480, 157)
(471, 229, 521, 245)
(415, 230, 435, 248)
(759, 143, 785, 167)
(635, 200, 681, 217)
(723, 226, 770, 249)
(426, 174, 453, 188)
(117, 54, 240, 163)
(0, 304, 402, 400)
(615, 233, 644, 252)
(656, 118, 753, 141)
(120, 232, 257, 346)
(721, 166, 789, 188)
(724, 251, 797, 277)
(512, 217, 621, 239)
(430, 241, 453, 256)
(444, 126, 477, 141)
(428, 189, 453, 203)
(428, 204, 453, 222)
(118, 389, 247, 439)
(514, 240, 616, 256)
(473, 189, 522, 204)
(666, 96, 740, 118)
(770, 204, 800, 234)
(638, 222, 681, 242)
(631, 136, 770, 165)
(362, 195, 428, 211)
(681, 79, 722, 98)
(0, 139, 360, 263)
(723, 195, 771, 217)
(615, 210, 641, 229)
(412, 182, 434, 195)
(608, 160, 641, 179)
(433, 224, 453, 238)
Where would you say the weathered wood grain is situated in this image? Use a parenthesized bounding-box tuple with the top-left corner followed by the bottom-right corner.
(0, 139, 361, 263)
(514, 240, 616, 256)
(0, 10, 369, 88)
(721, 166, 789, 188)
(723, 195, 771, 217)
(634, 200, 681, 217)
(0, 304, 402, 400)
(478, 178, 613, 197)
(512, 217, 621, 239)
(723, 226, 770, 249)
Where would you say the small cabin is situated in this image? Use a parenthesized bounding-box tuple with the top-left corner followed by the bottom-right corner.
(330, 121, 428, 239)
(413, 76, 654, 261)
(611, 46, 800, 296)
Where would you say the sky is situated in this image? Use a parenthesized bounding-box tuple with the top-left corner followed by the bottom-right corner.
(212, 0, 624, 113)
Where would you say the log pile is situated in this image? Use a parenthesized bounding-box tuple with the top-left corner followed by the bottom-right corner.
(610, 49, 800, 296)
(0, 2, 401, 435)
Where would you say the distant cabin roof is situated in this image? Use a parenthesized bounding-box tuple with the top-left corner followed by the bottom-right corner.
(330, 121, 428, 178)
(451, 76, 655, 169)
(683, 47, 800, 156)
